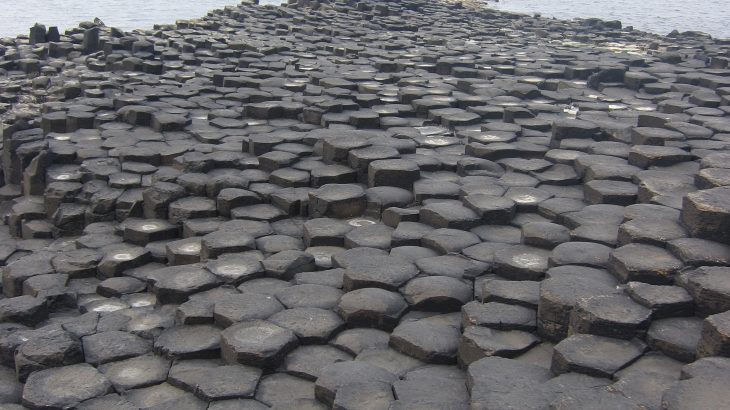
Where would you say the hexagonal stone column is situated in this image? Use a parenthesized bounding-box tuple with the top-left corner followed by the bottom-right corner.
(201, 230, 256, 261)
(221, 320, 298, 368)
(335, 287, 407, 331)
(608, 243, 683, 284)
(389, 321, 461, 364)
(0, 295, 48, 326)
(697, 310, 730, 358)
(315, 361, 396, 406)
(368, 159, 420, 190)
(341, 254, 418, 291)
(568, 294, 652, 339)
(467, 357, 552, 409)
(458, 326, 539, 365)
(168, 363, 262, 401)
(551, 334, 646, 378)
(308, 184, 366, 219)
(22, 364, 112, 409)
(647, 317, 703, 362)
(537, 274, 617, 341)
(677, 266, 730, 316)
(682, 187, 730, 244)
(82, 330, 152, 365)
(155, 324, 221, 359)
(149, 266, 221, 303)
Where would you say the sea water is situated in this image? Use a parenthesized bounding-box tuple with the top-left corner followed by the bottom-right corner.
(0, 0, 283, 38)
(487, 0, 730, 38)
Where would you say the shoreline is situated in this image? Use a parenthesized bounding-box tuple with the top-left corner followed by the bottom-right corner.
(0, 0, 726, 42)
(480, 0, 730, 40)
(0, 0, 729, 408)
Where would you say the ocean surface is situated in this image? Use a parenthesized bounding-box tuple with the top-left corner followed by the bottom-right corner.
(487, 0, 730, 38)
(0, 0, 727, 39)
(0, 0, 283, 38)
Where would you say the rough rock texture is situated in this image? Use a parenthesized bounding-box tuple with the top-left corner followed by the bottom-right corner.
(0, 0, 729, 408)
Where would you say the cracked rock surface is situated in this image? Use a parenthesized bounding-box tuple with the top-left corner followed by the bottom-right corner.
(1, 0, 730, 408)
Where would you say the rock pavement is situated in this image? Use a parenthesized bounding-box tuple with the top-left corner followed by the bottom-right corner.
(1, 0, 730, 408)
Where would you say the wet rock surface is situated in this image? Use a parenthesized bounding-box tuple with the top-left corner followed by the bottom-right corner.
(0, 0, 730, 408)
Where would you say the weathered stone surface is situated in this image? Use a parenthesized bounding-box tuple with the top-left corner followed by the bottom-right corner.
(493, 245, 551, 280)
(661, 377, 730, 410)
(392, 365, 468, 408)
(315, 361, 396, 406)
(0, 365, 22, 403)
(254, 373, 316, 407)
(303, 218, 352, 247)
(82, 330, 152, 365)
(608, 243, 683, 284)
(537, 267, 616, 341)
(202, 230, 256, 261)
(569, 294, 652, 339)
(647, 317, 703, 362)
(213, 292, 284, 327)
(99, 354, 170, 391)
(125, 382, 203, 409)
(467, 357, 552, 409)
(626, 281, 694, 318)
(3, 0, 730, 406)
(275, 284, 343, 310)
(462, 301, 537, 331)
(401, 276, 472, 312)
(206, 253, 264, 285)
(333, 381, 394, 410)
(155, 325, 221, 359)
(668, 238, 730, 267)
(330, 328, 391, 356)
(336, 288, 407, 331)
(677, 266, 730, 315)
(481, 279, 540, 308)
(552, 334, 646, 378)
(419, 202, 480, 230)
(221, 320, 298, 368)
(458, 326, 540, 365)
(282, 345, 353, 381)
(22, 364, 112, 409)
(697, 310, 730, 358)
(390, 321, 461, 364)
(170, 363, 262, 401)
(268, 307, 344, 344)
(13, 327, 84, 381)
(341, 254, 418, 291)
(422, 228, 481, 254)
(0, 296, 48, 326)
(309, 184, 366, 219)
(149, 265, 221, 303)
(682, 187, 730, 244)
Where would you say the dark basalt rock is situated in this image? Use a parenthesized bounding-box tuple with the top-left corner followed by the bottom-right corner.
(389, 320, 461, 364)
(314, 361, 396, 406)
(22, 364, 112, 409)
(282, 345, 353, 381)
(552, 334, 647, 378)
(221, 320, 298, 369)
(336, 287, 407, 331)
(82, 330, 152, 365)
(458, 326, 540, 365)
(2, 0, 730, 406)
(98, 354, 170, 391)
(155, 325, 221, 359)
(169, 363, 262, 401)
(568, 293, 652, 340)
(676, 266, 730, 315)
